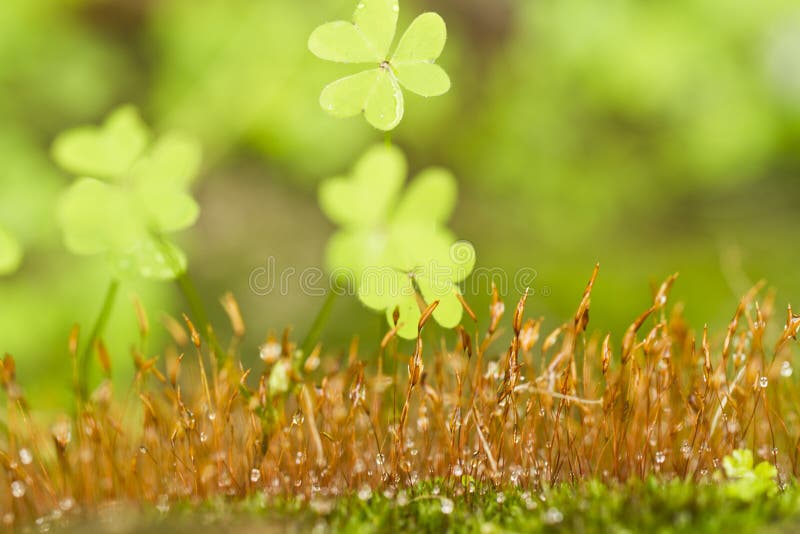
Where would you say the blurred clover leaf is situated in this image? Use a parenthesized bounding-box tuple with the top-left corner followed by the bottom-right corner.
(308, 0, 450, 131)
(720, 449, 778, 502)
(52, 105, 201, 280)
(0, 225, 22, 275)
(319, 144, 474, 339)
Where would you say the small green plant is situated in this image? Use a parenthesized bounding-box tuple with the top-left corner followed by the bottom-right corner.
(53, 105, 201, 280)
(0, 225, 21, 275)
(720, 449, 779, 502)
(309, 0, 450, 130)
(319, 144, 474, 338)
(50, 105, 223, 399)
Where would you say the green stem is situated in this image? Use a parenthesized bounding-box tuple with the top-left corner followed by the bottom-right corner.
(79, 278, 120, 401)
(385, 132, 392, 147)
(176, 270, 226, 360)
(300, 291, 338, 356)
(149, 233, 226, 361)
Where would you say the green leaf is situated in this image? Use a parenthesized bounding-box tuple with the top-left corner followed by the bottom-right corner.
(721, 449, 778, 502)
(358, 266, 411, 311)
(722, 449, 754, 478)
(0, 226, 22, 275)
(135, 188, 200, 234)
(753, 460, 778, 481)
(416, 274, 463, 328)
(320, 69, 382, 118)
(434, 240, 476, 284)
(308, 0, 398, 63)
(51, 105, 149, 181)
(109, 235, 187, 280)
(391, 13, 450, 97)
(393, 63, 450, 97)
(318, 144, 405, 227)
(57, 178, 141, 255)
(393, 168, 456, 224)
(310, 2, 447, 130)
(132, 133, 201, 233)
(325, 229, 388, 282)
(309, 22, 383, 64)
(352, 0, 399, 60)
(365, 69, 404, 130)
(132, 133, 202, 189)
(384, 222, 454, 271)
(392, 12, 447, 63)
(320, 69, 404, 130)
(384, 290, 421, 339)
(318, 143, 474, 338)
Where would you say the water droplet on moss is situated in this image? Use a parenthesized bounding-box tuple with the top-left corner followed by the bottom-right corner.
(357, 485, 372, 501)
(19, 448, 32, 465)
(440, 498, 454, 514)
(250, 468, 261, 483)
(543, 507, 563, 524)
(11, 481, 25, 498)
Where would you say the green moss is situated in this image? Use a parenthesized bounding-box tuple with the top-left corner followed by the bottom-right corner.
(60, 479, 800, 533)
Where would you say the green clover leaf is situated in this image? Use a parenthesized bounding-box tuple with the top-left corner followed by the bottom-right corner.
(308, 0, 450, 131)
(721, 449, 778, 502)
(319, 144, 474, 339)
(53, 106, 201, 280)
(51, 105, 150, 182)
(0, 225, 22, 276)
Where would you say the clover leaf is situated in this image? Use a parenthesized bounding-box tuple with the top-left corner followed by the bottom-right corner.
(52, 106, 201, 280)
(721, 449, 778, 502)
(52, 105, 150, 181)
(0, 225, 22, 275)
(319, 144, 474, 339)
(308, 0, 450, 131)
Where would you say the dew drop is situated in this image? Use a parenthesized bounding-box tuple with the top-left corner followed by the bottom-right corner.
(453, 464, 463, 477)
(375, 453, 385, 466)
(19, 448, 32, 465)
(781, 361, 793, 378)
(259, 342, 281, 363)
(11, 481, 25, 498)
(156, 494, 170, 513)
(543, 507, 563, 524)
(759, 375, 769, 389)
(397, 491, 409, 506)
(496, 492, 505, 504)
(357, 485, 372, 501)
(199, 432, 209, 443)
(440, 498, 454, 514)
(250, 468, 262, 483)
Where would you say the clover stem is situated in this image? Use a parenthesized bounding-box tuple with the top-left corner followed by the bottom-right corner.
(78, 278, 120, 401)
(176, 270, 227, 361)
(385, 132, 392, 147)
(300, 290, 338, 356)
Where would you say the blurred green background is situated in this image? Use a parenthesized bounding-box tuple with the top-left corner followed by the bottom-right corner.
(2, 0, 799, 405)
